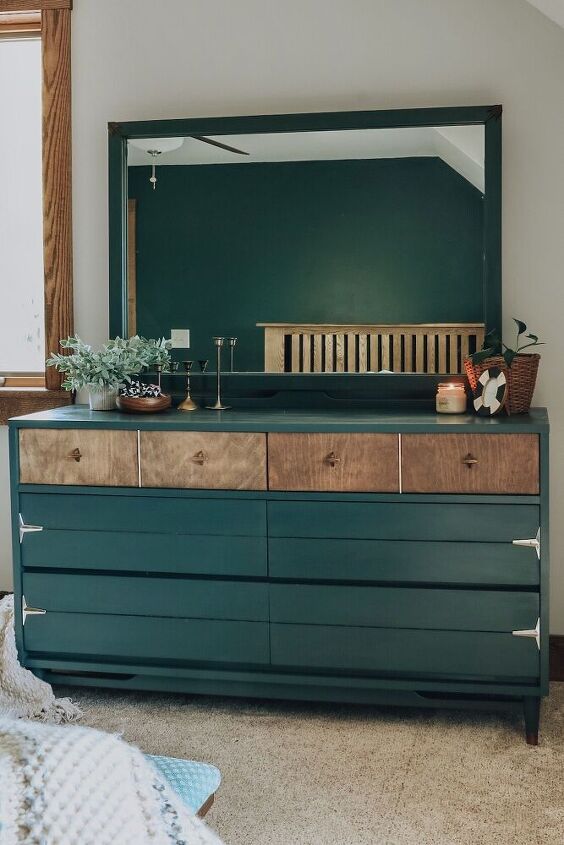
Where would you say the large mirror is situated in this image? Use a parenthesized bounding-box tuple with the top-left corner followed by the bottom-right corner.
(109, 107, 501, 378)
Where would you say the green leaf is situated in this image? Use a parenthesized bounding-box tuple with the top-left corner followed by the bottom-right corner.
(513, 318, 527, 336)
(517, 341, 544, 351)
(525, 333, 538, 343)
(480, 330, 502, 357)
(483, 329, 500, 345)
(503, 348, 517, 367)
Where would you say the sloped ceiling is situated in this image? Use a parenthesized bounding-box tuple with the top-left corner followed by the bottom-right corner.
(524, 0, 564, 29)
(128, 125, 485, 192)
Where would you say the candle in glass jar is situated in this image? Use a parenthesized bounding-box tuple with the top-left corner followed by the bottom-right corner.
(436, 382, 467, 414)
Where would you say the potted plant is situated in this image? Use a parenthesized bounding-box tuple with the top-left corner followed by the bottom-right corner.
(47, 335, 172, 410)
(464, 318, 543, 414)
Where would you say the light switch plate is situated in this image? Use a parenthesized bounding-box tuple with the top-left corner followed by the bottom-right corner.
(170, 329, 190, 349)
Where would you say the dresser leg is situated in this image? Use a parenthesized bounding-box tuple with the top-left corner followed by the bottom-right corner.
(523, 696, 540, 745)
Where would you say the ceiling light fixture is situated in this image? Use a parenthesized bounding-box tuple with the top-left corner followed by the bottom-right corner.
(129, 135, 250, 189)
(129, 137, 184, 190)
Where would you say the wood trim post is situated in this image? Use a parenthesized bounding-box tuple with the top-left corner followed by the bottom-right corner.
(127, 199, 137, 336)
(0, 11, 41, 34)
(0, 2, 72, 11)
(41, 5, 73, 388)
(0, 0, 74, 418)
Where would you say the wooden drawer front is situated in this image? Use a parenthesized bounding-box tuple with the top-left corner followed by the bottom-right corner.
(23, 572, 268, 621)
(19, 429, 138, 487)
(19, 493, 266, 536)
(22, 530, 267, 577)
(268, 433, 399, 492)
(268, 501, 539, 542)
(140, 431, 266, 490)
(271, 625, 539, 682)
(402, 434, 539, 494)
(24, 613, 269, 666)
(269, 538, 540, 587)
(270, 585, 538, 631)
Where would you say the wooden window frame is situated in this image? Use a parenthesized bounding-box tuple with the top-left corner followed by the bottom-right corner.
(0, 0, 73, 423)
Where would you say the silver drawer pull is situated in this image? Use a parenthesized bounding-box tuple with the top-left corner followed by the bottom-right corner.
(18, 514, 43, 544)
(512, 617, 540, 650)
(512, 528, 540, 559)
(22, 596, 46, 625)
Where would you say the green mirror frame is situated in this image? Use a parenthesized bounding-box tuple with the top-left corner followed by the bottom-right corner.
(108, 105, 501, 405)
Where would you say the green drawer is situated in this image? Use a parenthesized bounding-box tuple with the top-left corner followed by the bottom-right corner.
(24, 613, 269, 666)
(21, 530, 267, 577)
(269, 538, 539, 587)
(270, 584, 538, 631)
(23, 572, 268, 621)
(268, 501, 539, 542)
(19, 493, 266, 536)
(270, 624, 539, 683)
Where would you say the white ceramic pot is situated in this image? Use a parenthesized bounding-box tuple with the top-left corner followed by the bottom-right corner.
(88, 385, 118, 411)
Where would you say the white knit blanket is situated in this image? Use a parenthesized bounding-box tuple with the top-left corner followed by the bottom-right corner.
(0, 595, 81, 723)
(0, 716, 225, 844)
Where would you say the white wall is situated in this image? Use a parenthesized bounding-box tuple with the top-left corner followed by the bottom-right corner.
(2, 0, 564, 632)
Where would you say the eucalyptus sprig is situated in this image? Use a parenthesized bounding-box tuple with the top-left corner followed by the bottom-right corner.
(46, 335, 172, 392)
(470, 318, 544, 368)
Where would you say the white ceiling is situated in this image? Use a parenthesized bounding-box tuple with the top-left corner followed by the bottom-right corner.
(128, 125, 485, 191)
(525, 0, 564, 29)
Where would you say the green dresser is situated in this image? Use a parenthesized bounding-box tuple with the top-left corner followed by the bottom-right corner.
(9, 406, 549, 744)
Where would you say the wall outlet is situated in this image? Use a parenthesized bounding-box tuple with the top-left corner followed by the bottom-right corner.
(170, 329, 190, 349)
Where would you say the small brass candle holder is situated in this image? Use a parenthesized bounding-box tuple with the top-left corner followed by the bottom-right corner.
(155, 363, 163, 391)
(206, 338, 231, 410)
(227, 337, 237, 372)
(178, 360, 199, 411)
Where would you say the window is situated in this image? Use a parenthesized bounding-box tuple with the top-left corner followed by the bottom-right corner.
(0, 36, 44, 375)
(0, 2, 73, 421)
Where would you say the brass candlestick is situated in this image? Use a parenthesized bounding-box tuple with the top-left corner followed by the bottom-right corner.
(178, 360, 198, 411)
(155, 363, 163, 391)
(206, 338, 231, 410)
(227, 337, 237, 372)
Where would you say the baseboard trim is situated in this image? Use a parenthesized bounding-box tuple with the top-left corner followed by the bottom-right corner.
(0, 587, 562, 682)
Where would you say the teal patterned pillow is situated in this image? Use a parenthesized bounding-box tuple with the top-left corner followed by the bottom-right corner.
(146, 754, 221, 814)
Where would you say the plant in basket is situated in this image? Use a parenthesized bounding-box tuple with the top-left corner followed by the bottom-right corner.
(464, 319, 543, 414)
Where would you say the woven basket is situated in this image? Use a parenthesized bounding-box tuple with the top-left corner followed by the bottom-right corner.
(464, 353, 540, 415)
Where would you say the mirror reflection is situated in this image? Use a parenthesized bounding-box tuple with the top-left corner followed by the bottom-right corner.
(127, 125, 485, 374)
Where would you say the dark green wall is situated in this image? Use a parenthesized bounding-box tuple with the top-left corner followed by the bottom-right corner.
(129, 157, 484, 371)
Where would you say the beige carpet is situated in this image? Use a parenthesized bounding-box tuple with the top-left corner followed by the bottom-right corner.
(58, 683, 564, 845)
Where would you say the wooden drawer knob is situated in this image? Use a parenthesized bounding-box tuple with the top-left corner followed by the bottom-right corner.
(325, 451, 341, 468)
(192, 450, 209, 465)
(67, 448, 82, 462)
(462, 452, 478, 469)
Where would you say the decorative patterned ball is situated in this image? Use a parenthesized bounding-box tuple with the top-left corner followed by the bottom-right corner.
(119, 381, 163, 398)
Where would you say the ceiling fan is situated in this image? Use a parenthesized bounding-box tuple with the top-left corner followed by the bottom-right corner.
(190, 135, 249, 156)
(129, 136, 249, 190)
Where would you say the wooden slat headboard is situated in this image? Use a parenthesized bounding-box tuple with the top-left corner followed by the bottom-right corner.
(257, 323, 485, 374)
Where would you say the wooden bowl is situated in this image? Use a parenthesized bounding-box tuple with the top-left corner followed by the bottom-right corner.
(116, 394, 172, 414)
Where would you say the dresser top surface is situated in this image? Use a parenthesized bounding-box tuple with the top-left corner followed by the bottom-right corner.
(9, 405, 549, 433)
